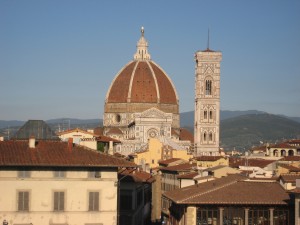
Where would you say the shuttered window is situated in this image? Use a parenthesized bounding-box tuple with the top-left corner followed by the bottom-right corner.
(18, 191, 29, 211)
(88, 192, 99, 211)
(54, 192, 65, 211)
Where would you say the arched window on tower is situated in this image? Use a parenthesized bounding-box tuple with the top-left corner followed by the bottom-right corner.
(209, 133, 213, 141)
(205, 80, 212, 95)
(204, 111, 207, 119)
(203, 132, 207, 141)
(209, 111, 213, 120)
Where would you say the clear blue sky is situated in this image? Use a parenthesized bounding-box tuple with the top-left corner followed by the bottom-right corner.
(1, 0, 299, 121)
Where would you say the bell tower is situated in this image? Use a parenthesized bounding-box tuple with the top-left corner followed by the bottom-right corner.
(194, 47, 222, 156)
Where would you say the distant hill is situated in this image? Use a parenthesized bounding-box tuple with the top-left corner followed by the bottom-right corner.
(1, 112, 300, 152)
(220, 114, 300, 151)
(0, 120, 25, 129)
(180, 110, 300, 127)
(180, 110, 267, 127)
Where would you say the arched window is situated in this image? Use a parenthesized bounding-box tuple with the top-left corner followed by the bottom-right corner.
(204, 111, 207, 119)
(209, 111, 213, 120)
(205, 80, 212, 95)
(203, 132, 207, 141)
(281, 150, 286, 156)
(288, 150, 294, 156)
(209, 133, 213, 141)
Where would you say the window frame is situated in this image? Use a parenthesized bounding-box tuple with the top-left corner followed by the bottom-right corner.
(17, 190, 30, 211)
(53, 191, 65, 212)
(88, 191, 100, 211)
(205, 80, 212, 95)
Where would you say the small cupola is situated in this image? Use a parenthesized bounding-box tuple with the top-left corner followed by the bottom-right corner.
(133, 27, 151, 61)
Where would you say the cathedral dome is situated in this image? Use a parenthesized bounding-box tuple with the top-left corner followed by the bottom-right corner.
(105, 27, 179, 115)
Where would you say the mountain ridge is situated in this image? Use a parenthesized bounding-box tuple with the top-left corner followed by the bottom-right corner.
(1, 111, 299, 152)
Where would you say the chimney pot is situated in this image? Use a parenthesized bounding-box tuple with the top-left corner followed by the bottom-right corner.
(29, 136, 35, 148)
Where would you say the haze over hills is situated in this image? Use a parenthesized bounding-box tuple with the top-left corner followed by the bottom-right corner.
(180, 110, 268, 127)
(220, 113, 300, 151)
(1, 110, 299, 151)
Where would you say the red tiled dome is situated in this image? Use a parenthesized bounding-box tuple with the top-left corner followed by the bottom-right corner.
(106, 60, 178, 105)
(104, 27, 179, 118)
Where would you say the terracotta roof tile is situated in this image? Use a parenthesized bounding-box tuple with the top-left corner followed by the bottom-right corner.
(158, 158, 182, 166)
(171, 128, 179, 136)
(269, 143, 294, 148)
(0, 140, 135, 168)
(93, 127, 104, 135)
(286, 139, 300, 145)
(95, 136, 121, 143)
(164, 174, 289, 205)
(195, 156, 225, 161)
(278, 164, 300, 172)
(280, 156, 300, 161)
(119, 168, 155, 183)
(160, 163, 196, 172)
(179, 128, 194, 143)
(229, 158, 276, 168)
(106, 61, 178, 105)
(280, 174, 300, 183)
(106, 128, 123, 135)
(177, 172, 199, 179)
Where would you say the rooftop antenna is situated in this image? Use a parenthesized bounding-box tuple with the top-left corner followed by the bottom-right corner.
(207, 28, 210, 50)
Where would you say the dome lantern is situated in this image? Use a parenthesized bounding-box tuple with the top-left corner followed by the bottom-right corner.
(134, 27, 151, 61)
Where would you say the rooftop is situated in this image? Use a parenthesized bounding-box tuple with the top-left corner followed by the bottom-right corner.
(229, 158, 276, 168)
(278, 164, 300, 172)
(0, 140, 135, 168)
(160, 162, 196, 172)
(119, 168, 155, 183)
(194, 156, 225, 162)
(163, 174, 289, 205)
(158, 158, 183, 167)
(279, 174, 300, 183)
(280, 156, 300, 161)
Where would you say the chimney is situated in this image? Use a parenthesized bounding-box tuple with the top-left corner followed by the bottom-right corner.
(108, 141, 113, 155)
(68, 138, 73, 152)
(29, 136, 35, 148)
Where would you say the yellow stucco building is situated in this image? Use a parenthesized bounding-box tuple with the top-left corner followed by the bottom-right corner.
(193, 156, 229, 168)
(128, 138, 192, 171)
